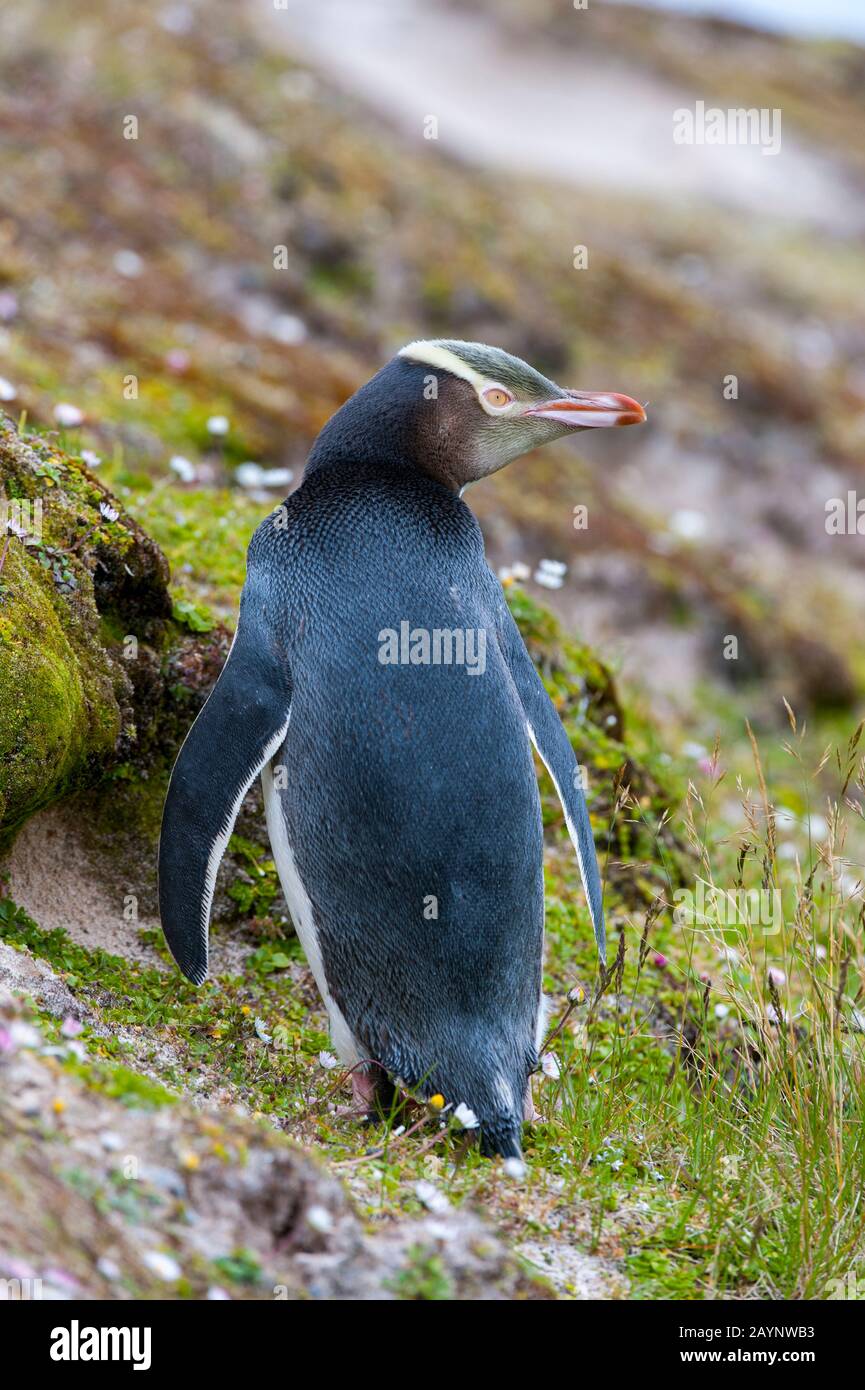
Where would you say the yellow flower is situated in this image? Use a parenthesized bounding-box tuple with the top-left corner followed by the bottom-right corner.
(52, 1097, 66, 1115)
(181, 1151, 200, 1171)
(240, 1005, 251, 1016)
(428, 1093, 445, 1111)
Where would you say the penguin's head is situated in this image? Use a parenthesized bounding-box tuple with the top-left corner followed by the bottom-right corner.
(308, 338, 646, 491)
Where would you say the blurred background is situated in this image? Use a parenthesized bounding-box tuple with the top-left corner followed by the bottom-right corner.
(1, 0, 864, 736)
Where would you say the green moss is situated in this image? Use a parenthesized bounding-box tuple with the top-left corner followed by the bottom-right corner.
(64, 1057, 178, 1109)
(0, 424, 126, 838)
(386, 1246, 454, 1301)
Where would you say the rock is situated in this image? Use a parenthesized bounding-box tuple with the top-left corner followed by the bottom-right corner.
(0, 414, 225, 848)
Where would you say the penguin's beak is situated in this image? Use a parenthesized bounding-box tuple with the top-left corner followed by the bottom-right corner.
(523, 391, 647, 429)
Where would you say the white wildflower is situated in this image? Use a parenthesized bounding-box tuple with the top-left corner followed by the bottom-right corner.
(669, 508, 707, 540)
(682, 741, 707, 759)
(452, 1102, 479, 1130)
(269, 313, 307, 345)
(540, 1052, 561, 1080)
(0, 376, 17, 401)
(318, 1050, 338, 1070)
(534, 557, 566, 590)
(503, 1157, 526, 1180)
(99, 501, 120, 523)
(260, 467, 293, 489)
(80, 449, 101, 467)
(169, 454, 197, 483)
(254, 1017, 272, 1044)
(206, 414, 230, 436)
(54, 402, 84, 427)
(414, 1179, 449, 1214)
(9, 1021, 41, 1049)
(142, 1250, 182, 1282)
(235, 462, 262, 489)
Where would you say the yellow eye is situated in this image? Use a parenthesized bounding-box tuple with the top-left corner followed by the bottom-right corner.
(483, 386, 513, 410)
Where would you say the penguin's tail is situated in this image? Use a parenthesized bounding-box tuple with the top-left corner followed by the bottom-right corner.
(478, 1117, 524, 1160)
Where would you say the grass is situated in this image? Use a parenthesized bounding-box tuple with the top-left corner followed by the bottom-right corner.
(4, 707, 863, 1298)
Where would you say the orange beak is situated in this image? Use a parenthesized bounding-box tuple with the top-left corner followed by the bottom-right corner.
(523, 391, 647, 429)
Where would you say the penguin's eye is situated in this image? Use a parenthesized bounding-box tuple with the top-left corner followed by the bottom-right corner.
(482, 385, 514, 412)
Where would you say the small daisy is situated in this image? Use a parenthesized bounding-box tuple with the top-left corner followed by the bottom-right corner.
(540, 1052, 561, 1080)
(452, 1102, 479, 1130)
(534, 558, 567, 590)
(318, 1050, 338, 1070)
(80, 449, 101, 468)
(99, 501, 120, 523)
(54, 402, 84, 427)
(206, 414, 230, 437)
(169, 454, 197, 483)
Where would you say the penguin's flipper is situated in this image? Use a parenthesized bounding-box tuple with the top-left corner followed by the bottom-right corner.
(158, 581, 292, 984)
(497, 595, 606, 957)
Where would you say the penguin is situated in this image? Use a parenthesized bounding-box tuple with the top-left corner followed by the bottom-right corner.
(158, 340, 646, 1158)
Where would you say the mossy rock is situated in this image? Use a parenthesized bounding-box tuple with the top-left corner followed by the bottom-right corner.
(0, 414, 216, 846)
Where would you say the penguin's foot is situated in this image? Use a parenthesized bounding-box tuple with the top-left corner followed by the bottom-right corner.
(333, 1068, 409, 1126)
(355, 1069, 413, 1126)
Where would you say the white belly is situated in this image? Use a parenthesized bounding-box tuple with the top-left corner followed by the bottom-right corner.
(261, 755, 362, 1067)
